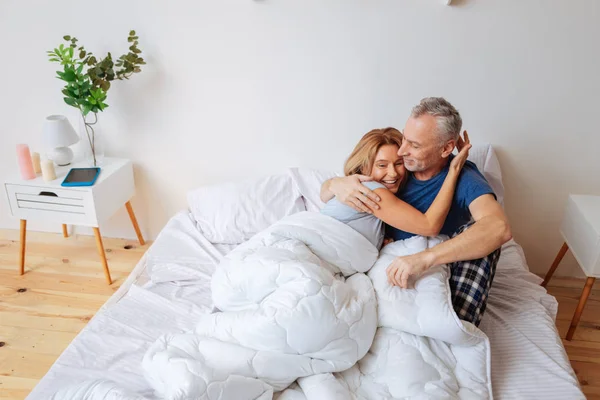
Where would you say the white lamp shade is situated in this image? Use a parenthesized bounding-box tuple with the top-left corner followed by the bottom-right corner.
(42, 115, 79, 148)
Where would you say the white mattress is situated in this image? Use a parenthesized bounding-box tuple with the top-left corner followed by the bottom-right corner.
(26, 211, 584, 400)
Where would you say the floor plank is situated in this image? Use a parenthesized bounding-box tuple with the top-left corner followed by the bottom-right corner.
(546, 276, 600, 398)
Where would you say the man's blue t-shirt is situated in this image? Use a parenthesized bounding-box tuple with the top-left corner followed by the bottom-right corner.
(386, 155, 495, 240)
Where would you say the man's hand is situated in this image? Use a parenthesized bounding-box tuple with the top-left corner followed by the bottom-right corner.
(386, 250, 436, 288)
(329, 175, 380, 213)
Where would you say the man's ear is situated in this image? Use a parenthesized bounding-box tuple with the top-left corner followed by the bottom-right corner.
(440, 140, 456, 158)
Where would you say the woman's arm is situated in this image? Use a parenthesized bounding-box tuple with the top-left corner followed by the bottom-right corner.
(320, 175, 380, 213)
(370, 173, 458, 237)
(370, 143, 472, 237)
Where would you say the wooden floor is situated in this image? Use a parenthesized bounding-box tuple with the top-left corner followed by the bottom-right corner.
(0, 229, 147, 399)
(0, 229, 599, 399)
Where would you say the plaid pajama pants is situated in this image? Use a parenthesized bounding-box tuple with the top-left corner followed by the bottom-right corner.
(448, 221, 501, 327)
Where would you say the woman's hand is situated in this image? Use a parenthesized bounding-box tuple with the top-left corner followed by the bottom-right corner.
(449, 131, 472, 174)
(456, 130, 470, 152)
(329, 175, 381, 213)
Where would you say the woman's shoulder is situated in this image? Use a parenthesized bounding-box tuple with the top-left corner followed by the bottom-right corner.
(321, 198, 370, 222)
(362, 181, 387, 190)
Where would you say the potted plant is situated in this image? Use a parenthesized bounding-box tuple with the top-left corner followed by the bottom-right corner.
(47, 31, 145, 166)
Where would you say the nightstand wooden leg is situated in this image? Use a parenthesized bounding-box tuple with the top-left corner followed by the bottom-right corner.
(62, 224, 69, 238)
(125, 201, 145, 246)
(566, 277, 596, 341)
(93, 227, 112, 285)
(542, 242, 569, 287)
(19, 219, 26, 275)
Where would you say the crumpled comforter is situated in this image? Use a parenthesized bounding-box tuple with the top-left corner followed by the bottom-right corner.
(279, 235, 492, 399)
(50, 212, 491, 400)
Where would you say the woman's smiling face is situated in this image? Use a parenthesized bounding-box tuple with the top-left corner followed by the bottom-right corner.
(369, 144, 406, 193)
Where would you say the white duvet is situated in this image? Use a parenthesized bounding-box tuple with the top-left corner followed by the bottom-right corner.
(50, 212, 492, 400)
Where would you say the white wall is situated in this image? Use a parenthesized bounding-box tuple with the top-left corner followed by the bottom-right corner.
(1, 0, 599, 277)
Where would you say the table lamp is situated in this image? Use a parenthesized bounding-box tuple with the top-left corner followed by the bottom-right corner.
(42, 115, 79, 166)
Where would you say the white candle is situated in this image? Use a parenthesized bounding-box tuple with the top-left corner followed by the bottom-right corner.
(31, 152, 42, 174)
(41, 159, 56, 181)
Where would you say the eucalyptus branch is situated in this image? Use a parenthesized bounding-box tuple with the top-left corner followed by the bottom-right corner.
(48, 31, 144, 166)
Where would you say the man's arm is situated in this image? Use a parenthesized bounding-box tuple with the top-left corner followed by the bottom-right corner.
(387, 194, 512, 288)
(320, 175, 380, 213)
(427, 194, 511, 265)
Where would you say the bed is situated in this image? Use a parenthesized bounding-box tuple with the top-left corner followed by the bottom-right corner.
(27, 145, 584, 400)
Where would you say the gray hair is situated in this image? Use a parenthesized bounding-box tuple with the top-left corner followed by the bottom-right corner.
(411, 97, 462, 144)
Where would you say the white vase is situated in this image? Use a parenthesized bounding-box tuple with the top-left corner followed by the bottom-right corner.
(78, 113, 105, 167)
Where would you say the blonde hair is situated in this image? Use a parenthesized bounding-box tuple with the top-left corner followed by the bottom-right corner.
(344, 127, 404, 176)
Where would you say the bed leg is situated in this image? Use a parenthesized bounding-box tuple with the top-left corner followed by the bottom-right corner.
(542, 242, 568, 287)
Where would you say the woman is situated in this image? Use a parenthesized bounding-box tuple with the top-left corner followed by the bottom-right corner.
(320, 127, 470, 249)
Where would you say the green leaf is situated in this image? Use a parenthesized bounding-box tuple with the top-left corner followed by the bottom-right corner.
(63, 35, 71, 41)
(129, 30, 136, 36)
(63, 70, 76, 82)
(49, 58, 60, 62)
(64, 97, 77, 107)
(59, 43, 64, 52)
(79, 50, 86, 59)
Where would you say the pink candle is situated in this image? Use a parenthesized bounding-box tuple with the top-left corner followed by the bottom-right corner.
(16, 144, 36, 180)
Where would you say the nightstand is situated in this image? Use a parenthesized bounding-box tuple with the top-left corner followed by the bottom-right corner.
(542, 194, 600, 340)
(4, 157, 145, 285)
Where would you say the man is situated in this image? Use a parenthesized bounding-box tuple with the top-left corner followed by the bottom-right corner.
(320, 97, 511, 326)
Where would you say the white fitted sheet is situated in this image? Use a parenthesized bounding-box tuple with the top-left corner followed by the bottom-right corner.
(26, 212, 584, 400)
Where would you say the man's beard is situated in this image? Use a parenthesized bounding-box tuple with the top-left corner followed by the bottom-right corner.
(403, 158, 427, 172)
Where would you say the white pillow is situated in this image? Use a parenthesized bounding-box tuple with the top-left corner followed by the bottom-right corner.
(288, 144, 505, 208)
(466, 144, 505, 206)
(288, 167, 340, 212)
(187, 172, 305, 244)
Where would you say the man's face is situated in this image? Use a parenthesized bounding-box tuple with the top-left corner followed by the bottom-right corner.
(398, 115, 444, 173)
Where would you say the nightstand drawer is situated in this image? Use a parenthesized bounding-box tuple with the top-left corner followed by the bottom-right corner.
(5, 184, 96, 225)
